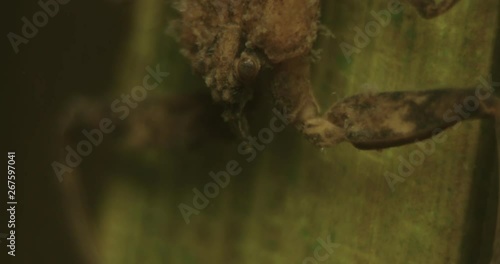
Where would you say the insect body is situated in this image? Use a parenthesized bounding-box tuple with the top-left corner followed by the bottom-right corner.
(178, 0, 321, 139)
(176, 4, 500, 260)
(177, 0, 466, 149)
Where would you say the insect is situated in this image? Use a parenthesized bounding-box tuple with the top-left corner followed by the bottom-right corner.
(175, 0, 500, 262)
(174, 0, 473, 149)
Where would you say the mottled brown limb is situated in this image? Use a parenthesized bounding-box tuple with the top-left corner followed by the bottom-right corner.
(326, 89, 499, 150)
(407, 0, 461, 19)
(272, 60, 500, 151)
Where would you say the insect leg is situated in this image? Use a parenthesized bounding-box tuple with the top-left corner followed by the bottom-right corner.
(325, 88, 500, 150)
(271, 57, 346, 147)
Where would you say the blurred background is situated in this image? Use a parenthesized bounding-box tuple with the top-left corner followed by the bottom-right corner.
(3, 0, 500, 263)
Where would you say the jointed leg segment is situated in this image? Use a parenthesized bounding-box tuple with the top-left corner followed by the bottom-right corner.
(272, 58, 500, 150)
(271, 57, 345, 147)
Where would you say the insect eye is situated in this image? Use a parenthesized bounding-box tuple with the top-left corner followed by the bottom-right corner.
(237, 56, 260, 81)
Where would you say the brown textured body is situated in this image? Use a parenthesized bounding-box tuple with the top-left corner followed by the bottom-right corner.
(179, 0, 319, 102)
(178, 0, 339, 144)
